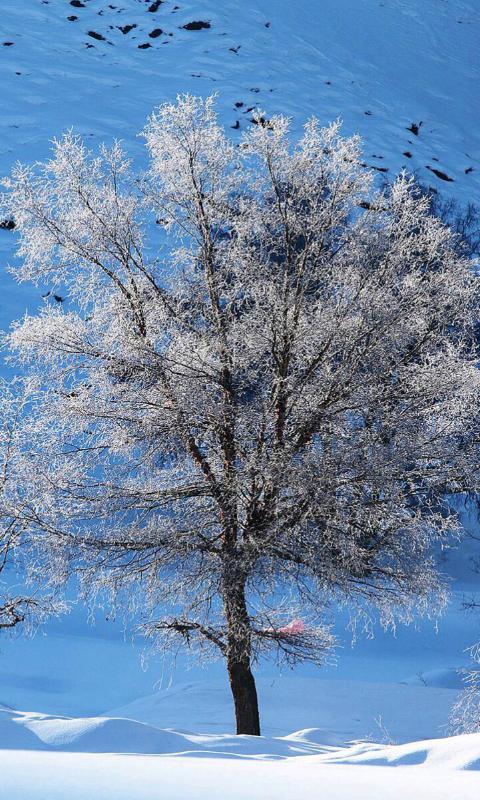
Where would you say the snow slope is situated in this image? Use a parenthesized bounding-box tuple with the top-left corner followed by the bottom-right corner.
(107, 676, 459, 743)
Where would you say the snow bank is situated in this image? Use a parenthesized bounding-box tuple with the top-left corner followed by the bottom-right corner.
(319, 732, 480, 771)
(2, 696, 480, 770)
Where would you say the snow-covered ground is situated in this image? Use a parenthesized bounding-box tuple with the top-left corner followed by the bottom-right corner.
(1, 691, 480, 798)
(0, 0, 480, 797)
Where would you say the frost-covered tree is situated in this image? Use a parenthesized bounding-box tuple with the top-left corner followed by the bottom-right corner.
(2, 96, 480, 735)
(0, 381, 62, 632)
(451, 644, 480, 734)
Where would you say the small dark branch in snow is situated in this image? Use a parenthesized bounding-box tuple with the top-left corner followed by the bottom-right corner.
(407, 121, 422, 136)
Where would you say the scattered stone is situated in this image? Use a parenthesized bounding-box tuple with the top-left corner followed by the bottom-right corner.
(147, 0, 162, 11)
(68, 16, 78, 21)
(250, 87, 260, 93)
(403, 151, 412, 158)
(364, 110, 372, 116)
(88, 31, 106, 41)
(426, 165, 454, 182)
(149, 28, 163, 38)
(138, 43, 152, 49)
(2, 42, 14, 46)
(70, 0, 85, 6)
(235, 101, 244, 108)
(0, 219, 15, 230)
(231, 120, 240, 130)
(265, 22, 271, 28)
(118, 24, 137, 34)
(183, 21, 211, 31)
(465, 166, 474, 174)
(407, 121, 422, 136)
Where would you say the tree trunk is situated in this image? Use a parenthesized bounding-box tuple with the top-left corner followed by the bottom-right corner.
(223, 579, 261, 736)
(227, 651, 260, 736)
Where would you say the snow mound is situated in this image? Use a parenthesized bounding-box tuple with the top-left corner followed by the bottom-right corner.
(318, 733, 480, 771)
(17, 712, 196, 754)
(401, 667, 466, 689)
(289, 732, 480, 769)
(3, 703, 480, 773)
(4, 707, 329, 757)
(0, 708, 47, 750)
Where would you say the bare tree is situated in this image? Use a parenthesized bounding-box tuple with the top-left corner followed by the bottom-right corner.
(2, 96, 480, 735)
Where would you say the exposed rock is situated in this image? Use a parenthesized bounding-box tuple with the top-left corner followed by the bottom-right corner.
(118, 24, 137, 35)
(426, 165, 454, 181)
(183, 21, 211, 31)
(88, 31, 106, 41)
